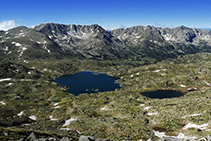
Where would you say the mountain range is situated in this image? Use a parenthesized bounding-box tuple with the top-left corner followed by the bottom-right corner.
(1, 23, 211, 61)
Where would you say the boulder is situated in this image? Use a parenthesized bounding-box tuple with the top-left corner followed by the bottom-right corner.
(27, 132, 38, 140)
(79, 135, 95, 141)
(61, 137, 70, 141)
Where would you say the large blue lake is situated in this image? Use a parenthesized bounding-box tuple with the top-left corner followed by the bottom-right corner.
(55, 71, 121, 95)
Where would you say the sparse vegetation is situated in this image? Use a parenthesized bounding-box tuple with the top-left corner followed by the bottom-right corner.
(1, 52, 211, 140)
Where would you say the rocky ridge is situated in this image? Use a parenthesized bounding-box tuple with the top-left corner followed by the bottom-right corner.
(1, 23, 211, 61)
(111, 25, 211, 59)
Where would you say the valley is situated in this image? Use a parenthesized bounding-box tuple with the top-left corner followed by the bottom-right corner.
(1, 52, 211, 140)
(0, 23, 211, 140)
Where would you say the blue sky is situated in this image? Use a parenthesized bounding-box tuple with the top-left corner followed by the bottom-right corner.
(1, 0, 211, 30)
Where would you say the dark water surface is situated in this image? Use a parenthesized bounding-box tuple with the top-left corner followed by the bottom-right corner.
(141, 90, 184, 99)
(55, 71, 121, 95)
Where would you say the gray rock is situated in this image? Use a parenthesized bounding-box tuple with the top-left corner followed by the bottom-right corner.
(3, 132, 8, 136)
(34, 138, 48, 141)
(27, 132, 38, 140)
(17, 138, 25, 141)
(163, 137, 179, 141)
(61, 137, 70, 141)
(48, 137, 57, 141)
(79, 135, 95, 141)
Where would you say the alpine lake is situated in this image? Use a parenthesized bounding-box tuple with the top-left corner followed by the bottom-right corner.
(55, 71, 185, 99)
(141, 90, 184, 99)
(55, 71, 121, 95)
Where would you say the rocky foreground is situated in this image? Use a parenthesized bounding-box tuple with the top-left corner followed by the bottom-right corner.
(1, 52, 211, 140)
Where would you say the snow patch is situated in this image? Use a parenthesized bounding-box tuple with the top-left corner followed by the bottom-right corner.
(204, 80, 211, 86)
(163, 34, 172, 41)
(147, 112, 158, 116)
(101, 106, 109, 111)
(15, 43, 21, 46)
(43, 68, 48, 72)
(176, 133, 197, 140)
(0, 78, 11, 82)
(67, 30, 93, 39)
(23, 60, 28, 63)
(22, 47, 27, 51)
(187, 87, 197, 91)
(182, 114, 201, 119)
(20, 79, 31, 81)
(153, 130, 166, 138)
(153, 130, 197, 140)
(29, 115, 37, 121)
(6, 83, 13, 86)
(19, 47, 27, 57)
(154, 70, 160, 72)
(154, 41, 158, 44)
(62, 118, 77, 127)
(144, 106, 152, 110)
(49, 115, 58, 121)
(0, 101, 6, 105)
(60, 128, 72, 131)
(17, 111, 24, 116)
(183, 123, 208, 130)
(54, 106, 60, 109)
(179, 84, 186, 88)
(17, 32, 24, 37)
(54, 103, 59, 106)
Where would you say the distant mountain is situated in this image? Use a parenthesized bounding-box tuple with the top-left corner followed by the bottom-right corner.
(0, 26, 65, 60)
(1, 23, 211, 61)
(199, 28, 211, 30)
(34, 23, 130, 59)
(111, 25, 211, 59)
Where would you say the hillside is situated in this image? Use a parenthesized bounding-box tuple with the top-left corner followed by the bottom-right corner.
(0, 53, 211, 140)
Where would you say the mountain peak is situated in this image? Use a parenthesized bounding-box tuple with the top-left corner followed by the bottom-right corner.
(175, 25, 190, 30)
(1, 22, 211, 61)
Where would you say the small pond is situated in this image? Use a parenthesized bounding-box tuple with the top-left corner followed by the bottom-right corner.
(141, 90, 184, 99)
(55, 71, 121, 95)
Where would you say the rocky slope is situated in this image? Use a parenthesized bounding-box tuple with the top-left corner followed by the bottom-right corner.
(0, 26, 66, 60)
(34, 23, 130, 60)
(111, 25, 211, 59)
(1, 23, 211, 61)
